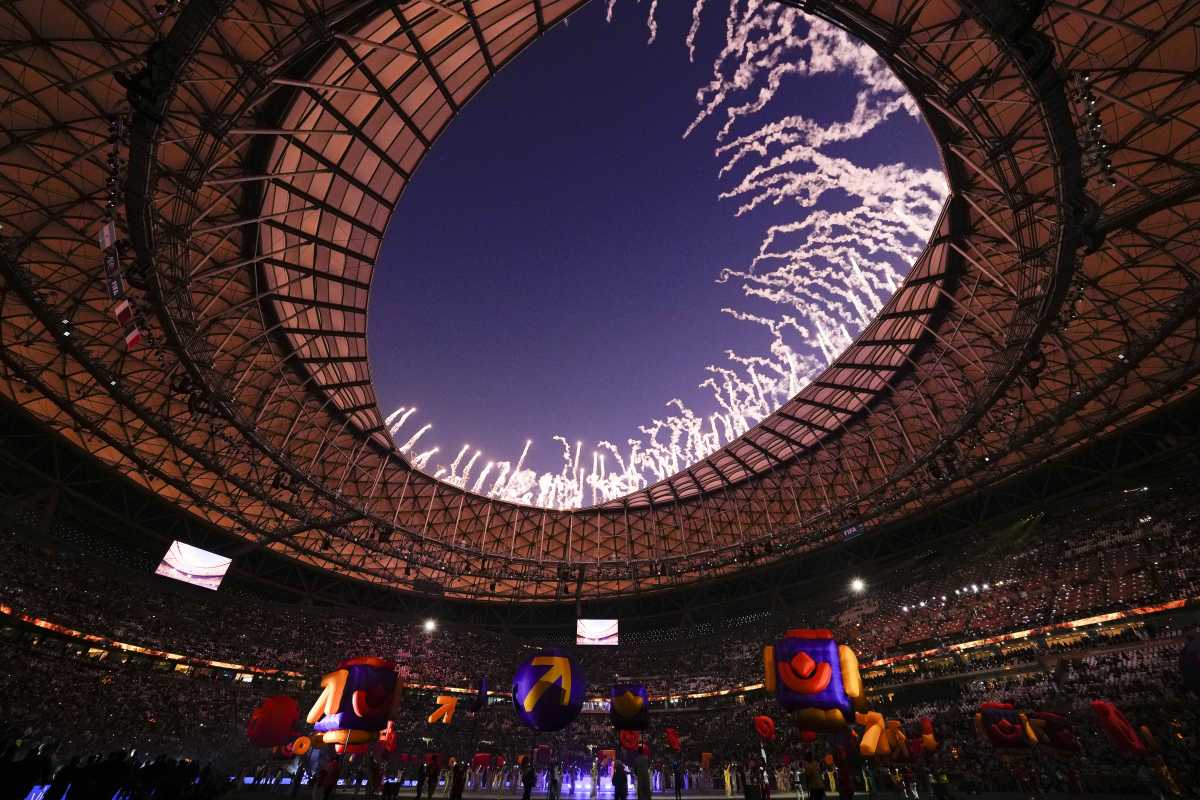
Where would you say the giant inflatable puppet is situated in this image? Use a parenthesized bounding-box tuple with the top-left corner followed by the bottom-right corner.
(293, 656, 399, 754)
(763, 629, 864, 730)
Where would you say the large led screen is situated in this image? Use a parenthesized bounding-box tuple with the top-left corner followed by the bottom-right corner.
(154, 541, 231, 591)
(576, 618, 619, 646)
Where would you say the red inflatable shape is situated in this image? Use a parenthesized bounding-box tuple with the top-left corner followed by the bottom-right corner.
(620, 730, 640, 751)
(1091, 700, 1147, 757)
(666, 728, 681, 752)
(754, 715, 776, 741)
(247, 695, 300, 747)
(380, 721, 397, 753)
(977, 702, 1030, 749)
(798, 730, 817, 743)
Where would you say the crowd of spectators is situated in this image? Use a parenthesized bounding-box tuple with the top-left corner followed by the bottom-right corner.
(0, 644, 262, 771)
(879, 640, 1200, 796)
(0, 482, 1198, 795)
(2, 630, 1198, 797)
(1, 484, 1196, 701)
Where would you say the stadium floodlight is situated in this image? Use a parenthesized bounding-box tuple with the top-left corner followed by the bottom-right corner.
(423, 618, 437, 632)
(850, 577, 866, 593)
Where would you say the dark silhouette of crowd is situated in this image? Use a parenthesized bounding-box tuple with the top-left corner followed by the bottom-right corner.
(0, 746, 225, 800)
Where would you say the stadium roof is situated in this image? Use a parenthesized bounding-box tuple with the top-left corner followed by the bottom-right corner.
(1, 0, 1198, 600)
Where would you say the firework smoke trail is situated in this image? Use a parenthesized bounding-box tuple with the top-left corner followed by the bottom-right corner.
(386, 0, 948, 509)
(386, 407, 418, 437)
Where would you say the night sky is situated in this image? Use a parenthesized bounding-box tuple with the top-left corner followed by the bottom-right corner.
(367, 0, 940, 478)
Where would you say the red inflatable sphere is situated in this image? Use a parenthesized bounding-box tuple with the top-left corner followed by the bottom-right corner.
(754, 715, 776, 741)
(247, 695, 301, 747)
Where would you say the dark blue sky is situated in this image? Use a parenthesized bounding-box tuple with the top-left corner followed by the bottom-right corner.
(368, 1, 939, 476)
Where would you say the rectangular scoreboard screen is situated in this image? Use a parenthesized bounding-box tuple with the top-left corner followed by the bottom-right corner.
(576, 618, 619, 646)
(154, 541, 232, 591)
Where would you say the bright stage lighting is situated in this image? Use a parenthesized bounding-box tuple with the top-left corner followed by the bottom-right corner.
(850, 577, 866, 593)
(423, 618, 437, 632)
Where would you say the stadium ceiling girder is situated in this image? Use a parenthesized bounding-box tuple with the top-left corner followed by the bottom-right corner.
(0, 0, 1197, 601)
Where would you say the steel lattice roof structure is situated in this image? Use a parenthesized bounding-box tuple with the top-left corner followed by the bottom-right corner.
(1, 0, 1198, 601)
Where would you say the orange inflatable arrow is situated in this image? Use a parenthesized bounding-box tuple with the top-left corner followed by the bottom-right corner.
(428, 695, 458, 725)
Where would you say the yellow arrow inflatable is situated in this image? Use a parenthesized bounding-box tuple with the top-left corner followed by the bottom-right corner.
(522, 656, 572, 712)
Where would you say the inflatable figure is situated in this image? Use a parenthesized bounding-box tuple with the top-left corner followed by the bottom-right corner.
(247, 695, 300, 747)
(882, 720, 909, 759)
(1028, 711, 1080, 754)
(763, 629, 863, 730)
(1091, 701, 1182, 794)
(884, 718, 937, 761)
(512, 649, 585, 732)
(302, 656, 400, 749)
(620, 730, 641, 752)
(975, 702, 1035, 749)
(610, 684, 650, 730)
(916, 717, 939, 754)
(665, 728, 681, 752)
(855, 711, 887, 757)
(1091, 700, 1148, 756)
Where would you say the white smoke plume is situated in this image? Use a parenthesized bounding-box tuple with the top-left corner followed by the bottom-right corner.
(386, 0, 947, 509)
